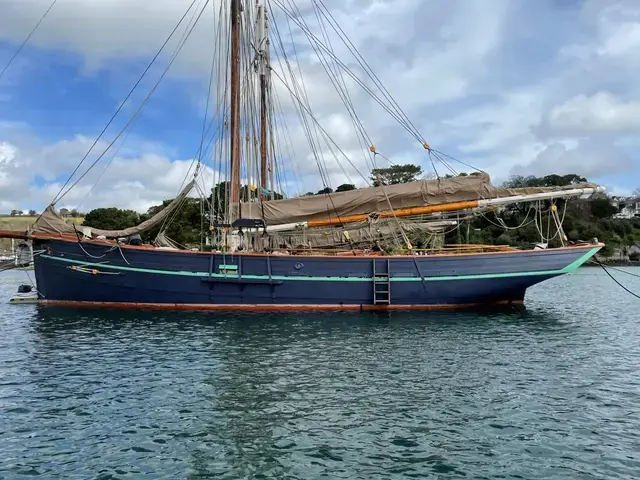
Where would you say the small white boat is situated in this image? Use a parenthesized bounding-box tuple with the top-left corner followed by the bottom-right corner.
(8, 284, 38, 304)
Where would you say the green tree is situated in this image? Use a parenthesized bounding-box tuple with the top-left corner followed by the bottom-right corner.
(142, 198, 202, 247)
(371, 164, 422, 186)
(316, 187, 333, 195)
(28, 209, 36, 216)
(209, 181, 229, 223)
(503, 173, 587, 189)
(335, 183, 356, 192)
(83, 208, 140, 231)
(590, 198, 618, 219)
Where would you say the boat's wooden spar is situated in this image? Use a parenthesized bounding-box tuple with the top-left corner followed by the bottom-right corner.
(306, 201, 480, 227)
(268, 186, 601, 231)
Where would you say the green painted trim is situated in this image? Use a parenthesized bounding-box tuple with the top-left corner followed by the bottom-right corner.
(40, 247, 600, 283)
(560, 247, 601, 273)
(219, 264, 238, 270)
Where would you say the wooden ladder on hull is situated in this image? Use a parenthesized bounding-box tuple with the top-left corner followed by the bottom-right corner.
(372, 258, 391, 305)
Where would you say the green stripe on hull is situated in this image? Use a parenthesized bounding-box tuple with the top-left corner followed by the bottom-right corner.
(39, 247, 600, 283)
(561, 247, 601, 272)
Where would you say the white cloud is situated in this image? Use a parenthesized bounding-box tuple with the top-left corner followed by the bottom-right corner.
(511, 139, 634, 179)
(0, 130, 214, 213)
(0, 0, 217, 74)
(545, 92, 640, 134)
(0, 0, 639, 212)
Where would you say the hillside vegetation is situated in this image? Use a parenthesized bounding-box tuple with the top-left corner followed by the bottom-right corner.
(78, 171, 639, 256)
(2, 170, 638, 258)
(0, 215, 83, 250)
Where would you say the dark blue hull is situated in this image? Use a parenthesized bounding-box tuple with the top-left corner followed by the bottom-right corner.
(32, 239, 600, 310)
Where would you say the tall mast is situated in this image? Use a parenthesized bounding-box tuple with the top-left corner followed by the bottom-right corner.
(256, 0, 269, 198)
(229, 0, 242, 218)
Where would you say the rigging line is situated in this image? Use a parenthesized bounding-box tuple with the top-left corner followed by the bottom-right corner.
(162, 64, 236, 229)
(534, 206, 554, 243)
(173, 108, 227, 202)
(480, 205, 536, 231)
(197, 0, 220, 165)
(158, 193, 191, 238)
(273, 40, 334, 195)
(278, 2, 313, 112)
(273, 4, 333, 190)
(314, 0, 423, 141)
(216, 0, 230, 223)
(211, 0, 228, 199)
(0, 0, 58, 82)
(308, 6, 375, 174)
(429, 150, 458, 176)
(56, 0, 212, 205)
(81, 0, 208, 200)
(273, 0, 422, 144)
(307, 0, 375, 170)
(314, 0, 424, 146)
(593, 256, 640, 300)
(270, 16, 334, 196)
(76, 131, 131, 213)
(48, 0, 201, 207)
(430, 150, 456, 176)
(429, 149, 494, 201)
(431, 148, 485, 173)
(156, 0, 218, 198)
(277, 0, 423, 143)
(194, 180, 214, 212)
(270, 67, 369, 185)
(271, 25, 352, 227)
(271, 49, 331, 190)
(587, 262, 640, 279)
(427, 151, 441, 179)
(372, 151, 397, 167)
(271, 83, 303, 194)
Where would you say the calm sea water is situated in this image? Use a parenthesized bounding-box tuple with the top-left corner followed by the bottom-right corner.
(1, 268, 639, 479)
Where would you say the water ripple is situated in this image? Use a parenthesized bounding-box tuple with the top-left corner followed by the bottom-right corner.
(1, 269, 639, 478)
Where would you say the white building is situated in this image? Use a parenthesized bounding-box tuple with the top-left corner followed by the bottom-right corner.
(612, 197, 640, 219)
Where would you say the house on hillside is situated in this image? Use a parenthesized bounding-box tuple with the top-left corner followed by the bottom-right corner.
(612, 197, 640, 219)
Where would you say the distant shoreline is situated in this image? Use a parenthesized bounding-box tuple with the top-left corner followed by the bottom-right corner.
(585, 259, 640, 267)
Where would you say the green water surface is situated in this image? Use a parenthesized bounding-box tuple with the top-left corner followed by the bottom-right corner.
(1, 268, 639, 479)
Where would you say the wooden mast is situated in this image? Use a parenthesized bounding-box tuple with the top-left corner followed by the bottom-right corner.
(229, 0, 242, 218)
(256, 1, 269, 198)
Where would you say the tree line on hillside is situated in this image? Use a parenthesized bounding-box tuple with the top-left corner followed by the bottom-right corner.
(80, 164, 640, 256)
(10, 209, 38, 216)
(9, 208, 84, 217)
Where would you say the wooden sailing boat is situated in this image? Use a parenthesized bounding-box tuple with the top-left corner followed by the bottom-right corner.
(0, 0, 603, 310)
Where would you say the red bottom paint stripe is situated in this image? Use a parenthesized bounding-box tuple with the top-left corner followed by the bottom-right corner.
(39, 300, 524, 311)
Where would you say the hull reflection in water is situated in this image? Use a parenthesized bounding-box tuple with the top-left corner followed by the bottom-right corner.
(32, 238, 601, 311)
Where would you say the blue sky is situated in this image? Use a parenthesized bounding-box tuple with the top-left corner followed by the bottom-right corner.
(0, 0, 639, 213)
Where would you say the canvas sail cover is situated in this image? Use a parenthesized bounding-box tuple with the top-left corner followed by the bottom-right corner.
(239, 173, 596, 226)
(32, 180, 196, 239)
(267, 220, 453, 249)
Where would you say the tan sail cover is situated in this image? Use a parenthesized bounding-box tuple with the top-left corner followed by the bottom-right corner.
(33, 180, 196, 238)
(268, 220, 452, 249)
(240, 173, 596, 225)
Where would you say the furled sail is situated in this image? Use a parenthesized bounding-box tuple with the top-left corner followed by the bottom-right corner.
(239, 173, 597, 226)
(32, 180, 196, 239)
(267, 220, 455, 249)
